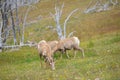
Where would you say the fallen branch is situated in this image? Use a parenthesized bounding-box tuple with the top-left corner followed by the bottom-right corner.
(3, 43, 36, 50)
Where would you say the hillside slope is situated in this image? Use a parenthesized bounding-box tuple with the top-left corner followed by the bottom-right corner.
(20, 0, 120, 42)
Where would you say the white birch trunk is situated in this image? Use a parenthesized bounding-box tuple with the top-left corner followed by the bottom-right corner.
(21, 5, 31, 45)
(51, 3, 64, 40)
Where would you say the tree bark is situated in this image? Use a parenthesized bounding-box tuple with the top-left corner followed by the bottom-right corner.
(9, 4, 17, 45)
(1, 1, 9, 43)
(0, 22, 3, 52)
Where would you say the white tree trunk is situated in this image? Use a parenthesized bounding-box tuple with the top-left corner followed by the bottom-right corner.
(51, 3, 64, 40)
(21, 5, 31, 44)
(51, 3, 78, 39)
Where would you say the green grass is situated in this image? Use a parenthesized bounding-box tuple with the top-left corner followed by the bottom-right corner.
(0, 33, 120, 80)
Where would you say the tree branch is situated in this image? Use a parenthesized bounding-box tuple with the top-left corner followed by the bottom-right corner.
(67, 31, 76, 38)
(50, 12, 56, 21)
(60, 3, 64, 17)
(21, 5, 36, 44)
(63, 8, 79, 38)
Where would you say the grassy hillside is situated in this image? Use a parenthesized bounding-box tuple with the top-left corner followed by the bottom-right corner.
(0, 0, 120, 80)
(0, 33, 120, 80)
(21, 0, 120, 42)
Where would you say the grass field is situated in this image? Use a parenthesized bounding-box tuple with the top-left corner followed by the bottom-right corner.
(0, 33, 120, 80)
(0, 0, 120, 80)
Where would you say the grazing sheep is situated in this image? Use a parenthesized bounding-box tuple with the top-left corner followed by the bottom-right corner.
(47, 40, 58, 50)
(52, 37, 85, 58)
(37, 40, 55, 70)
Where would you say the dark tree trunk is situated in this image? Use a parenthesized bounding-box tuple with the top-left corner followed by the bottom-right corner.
(9, 4, 17, 45)
(15, 1, 21, 45)
(1, 1, 9, 43)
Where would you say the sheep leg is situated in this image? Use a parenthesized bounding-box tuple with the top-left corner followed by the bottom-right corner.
(74, 50, 76, 58)
(60, 52, 63, 59)
(74, 46, 85, 58)
(79, 47, 85, 58)
(66, 51, 70, 59)
(60, 49, 65, 59)
(39, 54, 43, 68)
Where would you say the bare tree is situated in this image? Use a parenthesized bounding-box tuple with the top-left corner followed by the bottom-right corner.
(0, 0, 40, 51)
(110, 0, 118, 6)
(21, 5, 37, 45)
(50, 3, 78, 40)
(63, 8, 78, 38)
(84, 0, 119, 14)
(50, 3, 64, 40)
(9, 3, 17, 44)
(15, 0, 21, 45)
(1, 0, 9, 43)
(21, 5, 31, 45)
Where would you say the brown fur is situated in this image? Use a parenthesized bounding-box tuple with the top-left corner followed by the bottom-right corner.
(37, 40, 55, 70)
(47, 40, 58, 50)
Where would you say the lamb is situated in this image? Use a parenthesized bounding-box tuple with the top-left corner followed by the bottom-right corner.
(37, 40, 55, 70)
(52, 36, 85, 58)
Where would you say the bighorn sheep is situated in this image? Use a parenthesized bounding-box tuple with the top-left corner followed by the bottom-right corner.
(37, 40, 55, 70)
(47, 40, 58, 50)
(52, 36, 85, 58)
